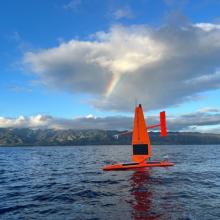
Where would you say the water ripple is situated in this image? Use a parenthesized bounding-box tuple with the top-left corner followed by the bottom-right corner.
(0, 145, 219, 220)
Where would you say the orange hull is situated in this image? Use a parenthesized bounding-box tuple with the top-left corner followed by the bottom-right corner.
(103, 161, 174, 171)
(102, 104, 174, 171)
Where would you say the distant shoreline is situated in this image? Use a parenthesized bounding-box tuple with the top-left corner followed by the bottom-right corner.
(1, 128, 220, 146)
(1, 144, 220, 147)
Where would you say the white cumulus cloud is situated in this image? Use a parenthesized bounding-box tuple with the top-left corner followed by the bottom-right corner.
(1, 109, 220, 133)
(194, 23, 220, 32)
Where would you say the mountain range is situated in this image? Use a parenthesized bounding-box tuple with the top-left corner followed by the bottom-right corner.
(0, 128, 220, 146)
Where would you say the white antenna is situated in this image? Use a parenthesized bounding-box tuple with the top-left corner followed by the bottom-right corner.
(134, 98, 138, 107)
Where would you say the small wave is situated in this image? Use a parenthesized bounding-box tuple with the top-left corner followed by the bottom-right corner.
(0, 204, 39, 215)
(73, 189, 114, 198)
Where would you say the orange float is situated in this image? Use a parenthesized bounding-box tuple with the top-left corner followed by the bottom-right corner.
(103, 104, 174, 171)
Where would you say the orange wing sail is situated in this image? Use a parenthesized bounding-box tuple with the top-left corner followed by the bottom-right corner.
(132, 104, 151, 163)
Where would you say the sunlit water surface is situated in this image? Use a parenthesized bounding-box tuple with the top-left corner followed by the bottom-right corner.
(0, 145, 220, 220)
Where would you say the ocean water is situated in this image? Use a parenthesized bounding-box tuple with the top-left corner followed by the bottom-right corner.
(0, 145, 220, 220)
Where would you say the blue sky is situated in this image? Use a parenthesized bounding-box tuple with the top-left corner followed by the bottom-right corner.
(1, 0, 220, 131)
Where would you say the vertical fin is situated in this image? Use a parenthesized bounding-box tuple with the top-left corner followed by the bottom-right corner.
(160, 111, 167, 137)
(132, 104, 151, 163)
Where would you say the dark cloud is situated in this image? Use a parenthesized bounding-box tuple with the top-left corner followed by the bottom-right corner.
(23, 23, 220, 112)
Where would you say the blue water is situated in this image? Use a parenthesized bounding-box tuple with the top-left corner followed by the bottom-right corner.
(0, 145, 220, 220)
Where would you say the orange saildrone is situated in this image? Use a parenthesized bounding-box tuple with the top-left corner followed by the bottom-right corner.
(103, 104, 174, 171)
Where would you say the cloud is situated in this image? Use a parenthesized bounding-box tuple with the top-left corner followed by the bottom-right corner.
(63, 0, 81, 11)
(163, 0, 188, 9)
(0, 114, 133, 130)
(10, 31, 33, 52)
(112, 7, 134, 20)
(197, 107, 220, 113)
(0, 115, 52, 129)
(194, 23, 220, 31)
(1, 109, 220, 133)
(23, 23, 220, 112)
(167, 109, 220, 131)
(8, 85, 32, 93)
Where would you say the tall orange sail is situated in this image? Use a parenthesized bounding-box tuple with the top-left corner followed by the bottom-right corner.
(132, 104, 151, 163)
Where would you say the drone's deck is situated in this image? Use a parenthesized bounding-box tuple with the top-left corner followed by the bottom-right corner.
(103, 161, 174, 171)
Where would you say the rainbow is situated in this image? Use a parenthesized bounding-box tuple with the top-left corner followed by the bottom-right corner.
(105, 74, 121, 97)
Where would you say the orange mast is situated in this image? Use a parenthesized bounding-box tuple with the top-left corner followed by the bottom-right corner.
(132, 104, 151, 163)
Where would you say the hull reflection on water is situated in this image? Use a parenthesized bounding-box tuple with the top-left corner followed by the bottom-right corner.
(129, 169, 160, 220)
